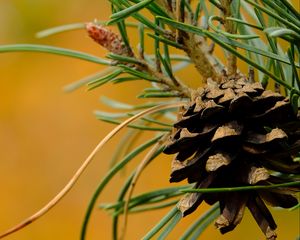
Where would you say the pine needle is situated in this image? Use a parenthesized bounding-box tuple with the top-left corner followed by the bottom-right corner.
(121, 137, 167, 240)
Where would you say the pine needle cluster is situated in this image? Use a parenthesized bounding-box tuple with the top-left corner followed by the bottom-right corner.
(0, 0, 299, 239)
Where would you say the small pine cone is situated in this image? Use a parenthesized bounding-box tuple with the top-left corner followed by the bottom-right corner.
(163, 74, 300, 239)
(86, 22, 133, 56)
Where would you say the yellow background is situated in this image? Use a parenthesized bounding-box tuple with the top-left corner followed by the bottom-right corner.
(0, 0, 299, 239)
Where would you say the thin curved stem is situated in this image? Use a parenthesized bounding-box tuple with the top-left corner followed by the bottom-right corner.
(80, 102, 185, 240)
(0, 102, 185, 240)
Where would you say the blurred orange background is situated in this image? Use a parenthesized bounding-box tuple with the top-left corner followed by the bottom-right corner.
(0, 0, 299, 239)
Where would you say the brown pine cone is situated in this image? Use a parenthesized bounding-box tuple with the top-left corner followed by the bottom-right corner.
(163, 75, 300, 240)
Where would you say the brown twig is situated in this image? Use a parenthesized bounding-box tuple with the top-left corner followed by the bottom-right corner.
(219, 0, 237, 76)
(139, 59, 191, 97)
(182, 35, 219, 82)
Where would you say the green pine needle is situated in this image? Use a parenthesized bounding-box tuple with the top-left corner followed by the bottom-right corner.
(182, 181, 300, 193)
(0, 44, 110, 65)
(110, 0, 155, 23)
(81, 135, 163, 240)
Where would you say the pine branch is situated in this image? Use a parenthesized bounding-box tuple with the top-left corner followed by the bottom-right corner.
(219, 0, 237, 76)
(157, 0, 221, 82)
(0, 1, 299, 240)
(86, 22, 191, 97)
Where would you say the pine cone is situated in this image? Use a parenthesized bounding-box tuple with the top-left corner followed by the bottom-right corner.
(163, 75, 300, 240)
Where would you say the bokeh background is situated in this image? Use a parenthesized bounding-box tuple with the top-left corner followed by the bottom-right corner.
(0, 0, 299, 239)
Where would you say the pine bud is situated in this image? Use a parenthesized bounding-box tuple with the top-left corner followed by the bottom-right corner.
(86, 22, 131, 56)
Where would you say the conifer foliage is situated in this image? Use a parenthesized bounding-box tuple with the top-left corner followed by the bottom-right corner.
(0, 0, 299, 239)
